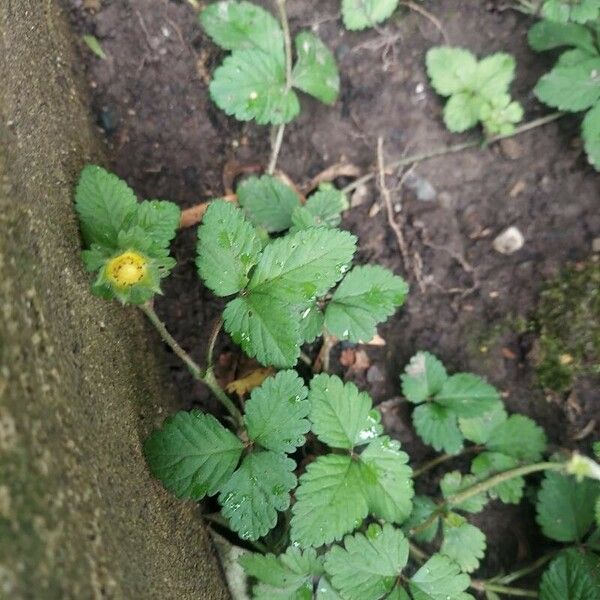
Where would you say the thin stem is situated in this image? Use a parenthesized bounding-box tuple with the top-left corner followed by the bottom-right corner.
(413, 445, 483, 478)
(342, 112, 564, 195)
(409, 541, 428, 564)
(207, 317, 223, 368)
(472, 582, 538, 598)
(204, 368, 244, 427)
(494, 551, 557, 585)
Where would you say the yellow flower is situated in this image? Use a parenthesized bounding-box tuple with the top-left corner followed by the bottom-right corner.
(105, 250, 148, 288)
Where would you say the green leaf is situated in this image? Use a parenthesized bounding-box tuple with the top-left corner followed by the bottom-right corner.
(582, 101, 600, 170)
(479, 94, 524, 136)
(83, 34, 106, 59)
(413, 403, 464, 455)
(402, 495, 440, 543)
(341, 0, 399, 31)
(200, 0, 284, 56)
(474, 53, 516, 100)
(210, 49, 300, 125)
(324, 265, 408, 342)
(299, 303, 325, 343)
(131, 199, 181, 249)
(443, 92, 482, 132)
(291, 454, 368, 547)
(435, 373, 500, 418)
(75, 165, 138, 248)
(291, 184, 348, 232)
(324, 524, 409, 600)
(309, 374, 382, 449)
(441, 471, 488, 513)
(426, 47, 477, 96)
(528, 20, 597, 53)
(223, 294, 301, 368)
(317, 578, 344, 599)
(458, 402, 507, 445)
(539, 548, 600, 600)
(292, 32, 339, 105)
(471, 452, 524, 504)
(196, 200, 262, 296)
(557, 48, 597, 66)
(486, 415, 547, 461)
(401, 351, 448, 404)
(244, 370, 310, 452)
(441, 515, 486, 573)
(542, 0, 600, 25)
(597, 495, 600, 527)
(144, 410, 243, 500)
(219, 450, 296, 541)
(359, 436, 414, 523)
(536, 471, 600, 542)
(248, 228, 357, 304)
(534, 58, 600, 111)
(408, 554, 472, 600)
(237, 175, 301, 233)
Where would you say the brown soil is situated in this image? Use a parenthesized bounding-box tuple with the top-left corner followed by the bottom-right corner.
(66, 0, 599, 583)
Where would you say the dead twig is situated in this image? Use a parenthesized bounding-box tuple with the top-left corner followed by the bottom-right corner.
(301, 162, 362, 194)
(399, 1, 450, 44)
(179, 194, 237, 229)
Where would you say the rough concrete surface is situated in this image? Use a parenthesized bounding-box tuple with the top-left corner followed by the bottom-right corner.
(0, 2, 229, 598)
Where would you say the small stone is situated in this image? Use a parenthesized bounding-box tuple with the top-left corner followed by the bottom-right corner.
(405, 172, 437, 202)
(366, 364, 385, 384)
(592, 238, 600, 253)
(509, 179, 527, 198)
(493, 226, 524, 255)
(499, 138, 523, 160)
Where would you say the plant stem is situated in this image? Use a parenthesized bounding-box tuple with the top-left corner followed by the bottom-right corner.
(342, 112, 564, 195)
(472, 581, 538, 598)
(267, 0, 292, 175)
(494, 551, 557, 585)
(413, 445, 483, 478)
(207, 317, 223, 368)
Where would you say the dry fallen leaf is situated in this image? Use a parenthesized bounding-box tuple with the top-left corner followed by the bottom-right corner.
(226, 367, 275, 398)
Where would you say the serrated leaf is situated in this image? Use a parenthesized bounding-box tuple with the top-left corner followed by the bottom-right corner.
(75, 165, 138, 248)
(557, 48, 596, 67)
(317, 578, 344, 599)
(291, 454, 368, 547)
(435, 373, 500, 418)
(299, 303, 324, 343)
(458, 402, 507, 445)
(402, 495, 440, 543)
(219, 451, 296, 540)
(196, 200, 262, 296)
(441, 517, 486, 573)
(244, 370, 310, 452)
(536, 471, 600, 542)
(309, 374, 382, 449)
(539, 548, 600, 600)
(528, 20, 597, 53)
(291, 184, 348, 232)
(200, 0, 284, 56)
(144, 410, 243, 500)
(443, 92, 482, 132)
(582, 101, 600, 170)
(210, 49, 300, 125)
(324, 524, 409, 600)
(486, 414, 546, 461)
(359, 436, 414, 523)
(324, 265, 408, 342)
(426, 47, 478, 96)
(249, 228, 357, 304)
(131, 199, 181, 249)
(534, 58, 600, 111)
(471, 452, 524, 504)
(401, 351, 448, 404)
(474, 53, 516, 100)
(409, 554, 471, 600)
(292, 32, 339, 105)
(441, 471, 488, 513)
(542, 0, 600, 25)
(341, 0, 399, 31)
(237, 175, 301, 233)
(413, 403, 464, 455)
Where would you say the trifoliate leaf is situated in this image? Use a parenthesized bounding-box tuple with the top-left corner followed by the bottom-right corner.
(309, 374, 382, 449)
(486, 414, 546, 461)
(474, 53, 516, 100)
(542, 0, 600, 24)
(479, 94, 524, 136)
(244, 370, 310, 452)
(435, 373, 500, 418)
(536, 471, 600, 542)
(441, 515, 486, 573)
(441, 471, 488, 513)
(292, 32, 339, 105)
(443, 92, 482, 132)
(131, 199, 181, 249)
(219, 451, 296, 540)
(144, 410, 243, 500)
(237, 175, 301, 233)
(528, 20, 597, 53)
(471, 452, 524, 504)
(248, 228, 357, 304)
(408, 554, 472, 600)
(402, 495, 440, 543)
(324, 265, 408, 342)
(582, 101, 600, 170)
(426, 47, 478, 96)
(359, 436, 414, 523)
(196, 200, 262, 296)
(413, 403, 464, 455)
(200, 0, 284, 56)
(223, 294, 301, 367)
(341, 0, 399, 31)
(324, 524, 409, 600)
(299, 303, 324, 343)
(401, 351, 448, 404)
(534, 58, 600, 111)
(75, 165, 138, 248)
(291, 454, 368, 547)
(241, 547, 323, 600)
(291, 184, 348, 233)
(539, 548, 600, 600)
(210, 49, 300, 125)
(458, 402, 507, 445)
